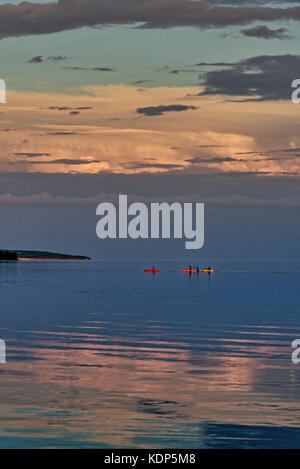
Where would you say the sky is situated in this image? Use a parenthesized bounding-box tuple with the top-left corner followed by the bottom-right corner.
(1, 0, 300, 259)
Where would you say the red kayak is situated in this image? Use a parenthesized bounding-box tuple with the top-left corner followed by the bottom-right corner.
(144, 269, 160, 272)
(180, 269, 198, 272)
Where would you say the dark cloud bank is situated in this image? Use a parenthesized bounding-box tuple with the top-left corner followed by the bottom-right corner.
(1, 171, 299, 202)
(206, 0, 300, 4)
(200, 54, 300, 100)
(241, 25, 289, 39)
(2, 0, 300, 37)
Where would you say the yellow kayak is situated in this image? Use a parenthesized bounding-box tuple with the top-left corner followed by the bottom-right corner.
(201, 269, 215, 273)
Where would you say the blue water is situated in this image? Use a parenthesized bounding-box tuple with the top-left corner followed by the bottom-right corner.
(0, 259, 300, 448)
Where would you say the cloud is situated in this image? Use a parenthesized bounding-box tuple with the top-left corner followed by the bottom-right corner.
(234, 147, 300, 163)
(206, 1, 300, 4)
(195, 62, 236, 66)
(48, 106, 73, 110)
(169, 69, 198, 74)
(237, 146, 300, 156)
(198, 144, 228, 148)
(4, 84, 300, 177)
(2, 0, 300, 38)
(63, 66, 115, 72)
(132, 80, 152, 85)
(14, 152, 51, 158)
(126, 162, 184, 170)
(186, 156, 243, 164)
(47, 131, 79, 135)
(199, 54, 300, 100)
(241, 25, 289, 39)
(47, 106, 92, 113)
(186, 153, 300, 165)
(137, 104, 197, 116)
(1, 171, 300, 207)
(30, 158, 101, 166)
(29, 55, 43, 63)
(46, 55, 69, 62)
(29, 55, 70, 63)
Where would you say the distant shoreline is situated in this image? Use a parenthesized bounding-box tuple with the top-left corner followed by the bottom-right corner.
(18, 258, 90, 261)
(0, 250, 91, 261)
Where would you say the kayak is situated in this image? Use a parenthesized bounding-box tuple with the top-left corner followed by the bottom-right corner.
(144, 269, 160, 272)
(180, 269, 198, 272)
(201, 269, 215, 273)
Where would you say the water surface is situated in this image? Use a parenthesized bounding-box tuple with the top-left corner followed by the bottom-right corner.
(0, 260, 300, 448)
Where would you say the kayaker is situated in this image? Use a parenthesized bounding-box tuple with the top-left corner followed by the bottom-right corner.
(196, 266, 199, 273)
(152, 266, 155, 271)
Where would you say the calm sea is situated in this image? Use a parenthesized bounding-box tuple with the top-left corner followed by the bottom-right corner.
(0, 259, 300, 448)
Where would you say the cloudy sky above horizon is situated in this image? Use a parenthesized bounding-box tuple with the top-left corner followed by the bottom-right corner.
(1, 0, 300, 258)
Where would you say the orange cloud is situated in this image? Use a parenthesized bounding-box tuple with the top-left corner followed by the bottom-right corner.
(1, 86, 299, 176)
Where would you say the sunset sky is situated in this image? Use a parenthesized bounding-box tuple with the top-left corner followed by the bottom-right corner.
(1, 0, 300, 259)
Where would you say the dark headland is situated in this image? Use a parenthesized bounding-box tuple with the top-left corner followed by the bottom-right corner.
(0, 250, 90, 261)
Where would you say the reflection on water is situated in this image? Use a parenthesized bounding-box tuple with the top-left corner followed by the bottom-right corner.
(0, 260, 300, 448)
